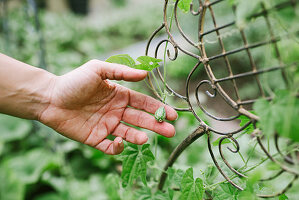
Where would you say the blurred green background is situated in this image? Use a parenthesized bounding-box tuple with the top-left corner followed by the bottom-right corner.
(0, 0, 298, 199)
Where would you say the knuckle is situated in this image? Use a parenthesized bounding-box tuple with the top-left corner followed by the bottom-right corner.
(123, 126, 130, 140)
(136, 112, 144, 126)
(113, 68, 123, 80)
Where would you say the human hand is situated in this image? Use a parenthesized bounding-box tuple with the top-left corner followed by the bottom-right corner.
(39, 60, 177, 155)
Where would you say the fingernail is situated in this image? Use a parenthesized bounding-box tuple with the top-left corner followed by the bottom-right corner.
(114, 137, 122, 144)
(175, 114, 179, 121)
(144, 136, 149, 143)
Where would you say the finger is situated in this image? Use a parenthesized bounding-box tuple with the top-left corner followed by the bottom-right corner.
(89, 59, 148, 82)
(129, 89, 178, 121)
(122, 107, 176, 138)
(95, 137, 124, 155)
(83, 125, 108, 147)
(112, 123, 148, 145)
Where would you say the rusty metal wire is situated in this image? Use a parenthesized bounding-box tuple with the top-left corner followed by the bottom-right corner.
(145, 0, 299, 197)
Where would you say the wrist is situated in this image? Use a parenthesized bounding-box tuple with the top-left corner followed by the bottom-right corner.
(0, 65, 56, 120)
(26, 68, 57, 121)
(0, 54, 57, 120)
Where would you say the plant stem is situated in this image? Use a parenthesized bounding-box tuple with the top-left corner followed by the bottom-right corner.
(154, 134, 158, 158)
(162, 3, 175, 103)
(232, 142, 246, 164)
(244, 140, 258, 167)
(207, 145, 298, 190)
(152, 4, 176, 169)
(150, 71, 163, 97)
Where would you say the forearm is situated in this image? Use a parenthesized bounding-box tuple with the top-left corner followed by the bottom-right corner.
(0, 53, 55, 120)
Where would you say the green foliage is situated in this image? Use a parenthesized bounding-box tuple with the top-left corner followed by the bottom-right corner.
(203, 165, 217, 185)
(0, 167, 25, 200)
(238, 114, 254, 134)
(106, 54, 136, 68)
(118, 143, 155, 187)
(0, 0, 298, 199)
(41, 175, 107, 200)
(0, 2, 162, 75)
(235, 0, 271, 29)
(135, 56, 162, 71)
(104, 174, 121, 200)
(135, 187, 170, 200)
(212, 183, 240, 200)
(165, 167, 185, 189)
(254, 90, 299, 142)
(235, 0, 262, 28)
(179, 168, 204, 200)
(174, 0, 193, 13)
(239, 171, 262, 200)
(3, 148, 60, 184)
(279, 194, 289, 200)
(0, 115, 31, 142)
(212, 137, 231, 146)
(106, 54, 162, 71)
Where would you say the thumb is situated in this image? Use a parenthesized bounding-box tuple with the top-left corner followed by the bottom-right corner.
(89, 59, 148, 82)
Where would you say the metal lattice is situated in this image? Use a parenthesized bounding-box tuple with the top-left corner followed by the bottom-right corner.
(145, 0, 299, 197)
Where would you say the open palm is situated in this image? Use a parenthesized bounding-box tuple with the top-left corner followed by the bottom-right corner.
(39, 60, 177, 155)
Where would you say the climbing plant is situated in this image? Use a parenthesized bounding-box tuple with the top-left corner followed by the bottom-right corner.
(0, 0, 298, 200)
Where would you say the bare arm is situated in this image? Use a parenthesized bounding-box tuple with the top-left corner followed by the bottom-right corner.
(0, 53, 54, 119)
(0, 53, 177, 155)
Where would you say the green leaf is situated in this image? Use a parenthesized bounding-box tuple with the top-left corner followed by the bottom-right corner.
(220, 183, 239, 196)
(42, 175, 107, 200)
(253, 98, 275, 137)
(106, 54, 136, 68)
(136, 56, 162, 71)
(179, 168, 204, 200)
(35, 193, 63, 200)
(236, 0, 260, 28)
(239, 171, 262, 200)
(168, 188, 174, 200)
(266, 162, 280, 171)
(274, 91, 299, 142)
(104, 174, 121, 200)
(238, 114, 254, 134)
(203, 165, 217, 185)
(279, 194, 289, 200)
(4, 148, 60, 184)
(135, 186, 170, 200)
(273, 3, 298, 29)
(166, 167, 185, 189)
(0, 166, 25, 200)
(212, 137, 231, 146)
(254, 90, 299, 142)
(0, 114, 31, 142)
(0, 141, 3, 156)
(213, 183, 239, 200)
(235, 0, 270, 29)
(106, 54, 161, 71)
(119, 143, 155, 187)
(174, 0, 192, 13)
(42, 175, 66, 193)
(280, 39, 299, 64)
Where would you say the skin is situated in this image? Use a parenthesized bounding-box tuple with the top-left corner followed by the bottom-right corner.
(0, 54, 177, 155)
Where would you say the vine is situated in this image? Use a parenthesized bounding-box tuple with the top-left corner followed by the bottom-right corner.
(106, 0, 299, 199)
(0, 0, 298, 199)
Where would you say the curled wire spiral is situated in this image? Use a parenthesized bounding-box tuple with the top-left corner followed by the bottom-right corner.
(147, 0, 299, 197)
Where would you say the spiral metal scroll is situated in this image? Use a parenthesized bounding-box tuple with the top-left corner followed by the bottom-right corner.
(145, 0, 299, 197)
